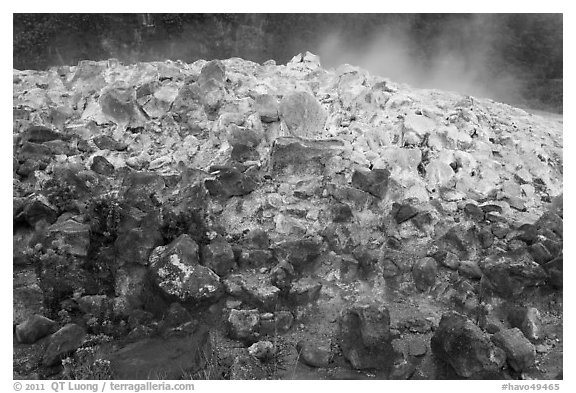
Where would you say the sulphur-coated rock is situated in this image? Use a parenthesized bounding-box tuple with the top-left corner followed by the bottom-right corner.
(279, 91, 327, 138)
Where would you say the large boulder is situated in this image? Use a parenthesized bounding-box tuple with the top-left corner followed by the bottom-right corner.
(351, 168, 391, 199)
(431, 312, 506, 378)
(42, 324, 86, 367)
(15, 314, 58, 344)
(337, 301, 392, 370)
(491, 328, 536, 372)
(279, 91, 327, 138)
(148, 235, 223, 303)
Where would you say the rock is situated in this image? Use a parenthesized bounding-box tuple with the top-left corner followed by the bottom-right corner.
(148, 235, 223, 303)
(205, 166, 257, 198)
(407, 337, 428, 357)
(535, 211, 563, 239)
(201, 237, 236, 277)
(529, 242, 554, 265)
(15, 314, 58, 344)
(287, 278, 322, 305)
(46, 219, 90, 257)
(99, 85, 146, 127)
(337, 301, 392, 369)
(412, 257, 438, 291)
(507, 306, 543, 342)
(254, 94, 279, 123)
(227, 124, 261, 148)
(458, 260, 483, 279)
(273, 238, 322, 272)
(163, 302, 193, 327)
(227, 309, 260, 342)
(269, 261, 295, 290)
(491, 328, 536, 372)
(23, 125, 67, 143)
(42, 324, 86, 367)
(198, 59, 226, 85)
(279, 91, 327, 138)
(464, 203, 485, 222)
(109, 325, 210, 379)
(403, 113, 435, 145)
(115, 227, 164, 266)
(430, 312, 506, 378)
(544, 255, 562, 288)
(238, 249, 274, 268)
(296, 340, 333, 368)
(391, 202, 419, 224)
(23, 196, 58, 226)
(331, 202, 353, 222)
(13, 268, 45, 325)
(230, 351, 266, 380)
(480, 253, 547, 298)
(240, 278, 281, 311)
(351, 168, 391, 199)
(77, 295, 111, 319)
(90, 156, 115, 176)
(248, 340, 275, 360)
(441, 251, 461, 270)
(259, 311, 294, 335)
(269, 137, 345, 176)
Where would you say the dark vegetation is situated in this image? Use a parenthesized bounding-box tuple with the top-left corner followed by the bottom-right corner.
(13, 14, 562, 112)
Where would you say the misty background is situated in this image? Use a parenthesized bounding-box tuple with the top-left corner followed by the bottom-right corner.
(13, 14, 563, 113)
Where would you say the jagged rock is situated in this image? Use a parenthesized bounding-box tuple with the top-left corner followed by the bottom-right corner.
(296, 340, 333, 368)
(412, 257, 438, 291)
(337, 301, 392, 369)
(22, 196, 58, 226)
(115, 227, 164, 266)
(269, 260, 296, 290)
(42, 323, 86, 367)
(15, 314, 58, 344)
(507, 306, 544, 342)
(46, 219, 90, 257)
(391, 202, 419, 224)
(544, 254, 562, 288)
(259, 310, 293, 335)
(431, 312, 506, 378)
(331, 202, 353, 222)
(227, 309, 261, 342)
(248, 340, 275, 360)
(464, 203, 485, 222)
(273, 238, 322, 273)
(240, 277, 281, 311)
(269, 137, 345, 176)
(279, 91, 327, 138)
(24, 125, 68, 143)
(201, 236, 236, 277)
(205, 166, 257, 198)
(403, 113, 435, 145)
(227, 124, 261, 148)
(90, 155, 115, 176)
(351, 168, 390, 199)
(148, 235, 223, 303)
(480, 252, 548, 298)
(13, 269, 45, 325)
(287, 278, 322, 305)
(99, 84, 147, 127)
(109, 325, 210, 379)
(458, 260, 483, 279)
(491, 328, 536, 372)
(254, 94, 279, 123)
(238, 249, 274, 268)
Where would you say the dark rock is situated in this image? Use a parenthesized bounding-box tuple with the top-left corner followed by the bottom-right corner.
(46, 219, 90, 257)
(24, 125, 67, 143)
(93, 135, 128, 151)
(464, 203, 485, 222)
(76, 139, 94, 153)
(227, 124, 261, 148)
(529, 243, 554, 265)
(77, 295, 111, 319)
(430, 312, 506, 378)
(15, 314, 58, 344)
(491, 328, 536, 372)
(391, 202, 419, 224)
(42, 323, 86, 367)
(238, 249, 274, 268)
(287, 278, 322, 305)
(269, 137, 345, 176)
(23, 196, 58, 226)
(491, 222, 510, 239)
(148, 235, 223, 303)
(18, 142, 53, 163)
(90, 156, 115, 176)
(201, 237, 236, 277)
(352, 168, 391, 199)
(205, 166, 257, 198)
(544, 255, 562, 288)
(269, 261, 295, 290)
(14, 268, 45, 325)
(516, 224, 539, 245)
(296, 340, 333, 368)
(227, 309, 261, 342)
(339, 254, 360, 281)
(248, 340, 275, 361)
(109, 325, 210, 380)
(254, 94, 279, 123)
(331, 202, 353, 223)
(244, 228, 270, 249)
(480, 253, 547, 298)
(278, 91, 327, 138)
(273, 238, 322, 272)
(121, 171, 166, 210)
(478, 227, 494, 248)
(480, 204, 503, 214)
(535, 211, 563, 239)
(337, 301, 392, 369)
(240, 278, 281, 311)
(408, 337, 428, 357)
(231, 144, 259, 163)
(115, 227, 164, 266)
(412, 257, 438, 291)
(441, 251, 460, 270)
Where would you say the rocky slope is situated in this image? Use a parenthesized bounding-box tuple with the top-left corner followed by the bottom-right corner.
(13, 52, 563, 380)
